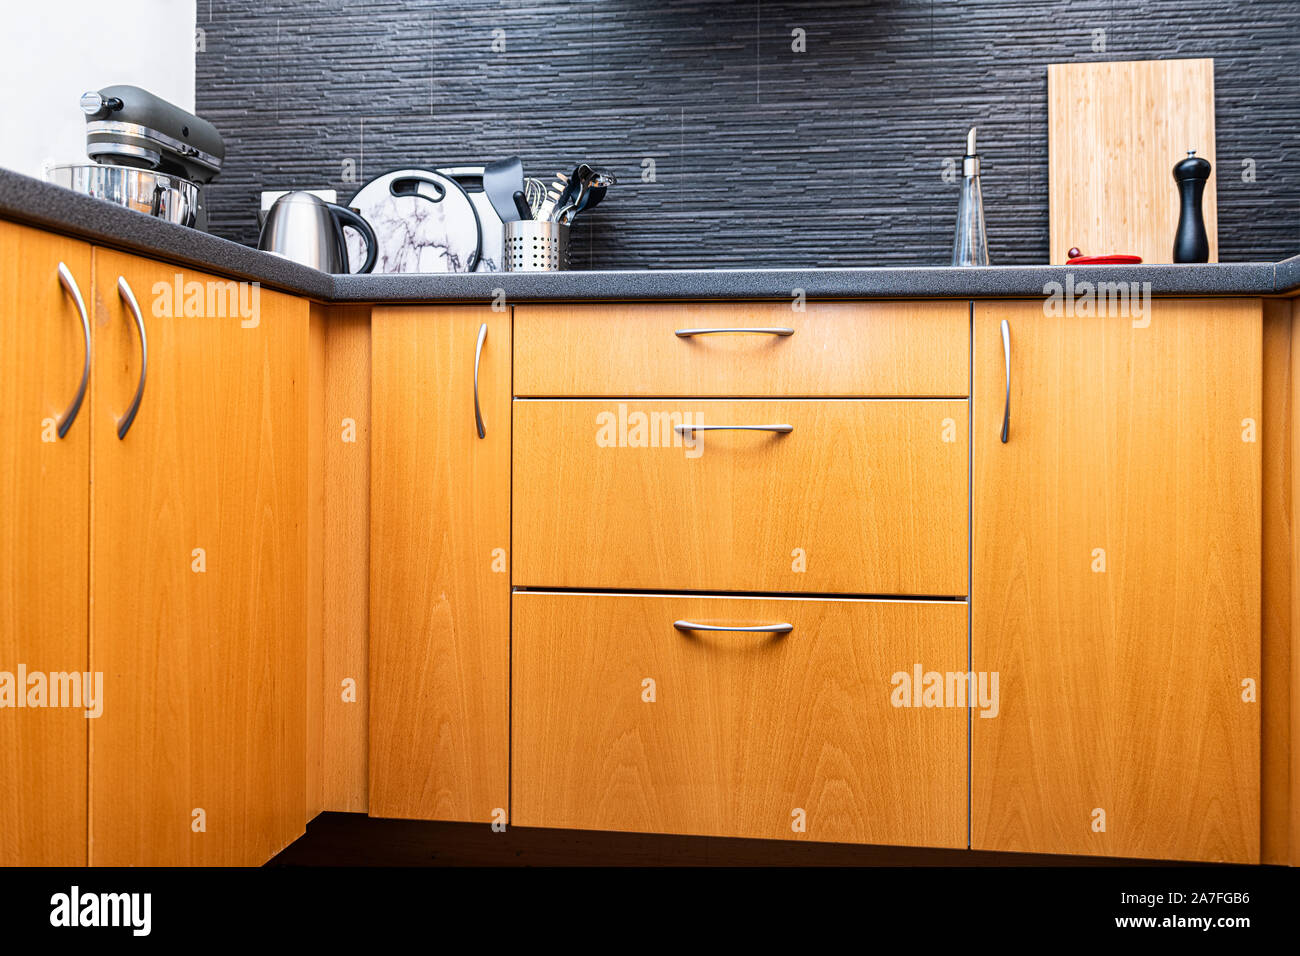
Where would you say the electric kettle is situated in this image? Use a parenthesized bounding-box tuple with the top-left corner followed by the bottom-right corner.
(258, 192, 378, 273)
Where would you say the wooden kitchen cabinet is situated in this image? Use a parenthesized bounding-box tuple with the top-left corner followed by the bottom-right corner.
(89, 249, 309, 865)
(514, 301, 970, 397)
(513, 591, 968, 847)
(5, 206, 1287, 869)
(514, 398, 968, 595)
(369, 306, 510, 822)
(0, 221, 92, 866)
(972, 299, 1261, 863)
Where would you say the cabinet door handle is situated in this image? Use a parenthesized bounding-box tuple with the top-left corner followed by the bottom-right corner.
(55, 262, 90, 439)
(674, 620, 794, 635)
(674, 326, 794, 338)
(1000, 318, 1011, 444)
(116, 276, 148, 440)
(673, 423, 793, 434)
(473, 322, 487, 439)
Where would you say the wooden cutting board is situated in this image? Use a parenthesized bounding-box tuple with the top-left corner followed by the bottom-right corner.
(1048, 58, 1217, 264)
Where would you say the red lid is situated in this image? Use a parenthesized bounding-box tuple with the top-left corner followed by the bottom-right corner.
(1066, 254, 1143, 265)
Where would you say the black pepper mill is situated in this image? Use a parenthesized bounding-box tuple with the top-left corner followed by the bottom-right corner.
(1173, 149, 1211, 263)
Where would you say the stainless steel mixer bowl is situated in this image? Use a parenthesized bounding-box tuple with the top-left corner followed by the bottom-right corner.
(48, 163, 199, 227)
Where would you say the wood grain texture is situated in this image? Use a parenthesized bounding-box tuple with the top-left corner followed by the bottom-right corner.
(306, 305, 326, 821)
(1049, 58, 1217, 265)
(514, 399, 968, 595)
(972, 299, 1260, 863)
(512, 591, 967, 847)
(369, 306, 510, 822)
(1261, 299, 1291, 865)
(0, 221, 91, 866)
(1291, 297, 1300, 866)
(322, 306, 371, 813)
(89, 249, 308, 866)
(514, 302, 969, 397)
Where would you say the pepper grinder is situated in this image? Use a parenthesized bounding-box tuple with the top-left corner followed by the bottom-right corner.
(951, 127, 989, 266)
(1173, 149, 1211, 263)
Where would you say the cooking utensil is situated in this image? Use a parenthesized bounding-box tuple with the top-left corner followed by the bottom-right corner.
(556, 178, 593, 225)
(523, 177, 548, 217)
(532, 164, 615, 224)
(576, 185, 606, 216)
(513, 191, 533, 220)
(48, 163, 199, 227)
(258, 191, 378, 274)
(576, 167, 616, 215)
(346, 169, 482, 273)
(483, 156, 526, 223)
(549, 164, 594, 222)
(535, 171, 570, 222)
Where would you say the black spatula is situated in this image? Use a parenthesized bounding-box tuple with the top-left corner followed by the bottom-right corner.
(483, 156, 526, 222)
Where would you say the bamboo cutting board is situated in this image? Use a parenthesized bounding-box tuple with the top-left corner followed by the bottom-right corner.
(1048, 58, 1216, 264)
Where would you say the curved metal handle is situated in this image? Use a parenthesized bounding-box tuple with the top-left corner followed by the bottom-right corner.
(1000, 318, 1010, 444)
(675, 327, 794, 338)
(474, 322, 487, 439)
(55, 262, 90, 439)
(674, 423, 793, 434)
(674, 620, 794, 635)
(116, 276, 148, 440)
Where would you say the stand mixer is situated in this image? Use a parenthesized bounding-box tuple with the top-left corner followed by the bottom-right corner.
(48, 85, 225, 230)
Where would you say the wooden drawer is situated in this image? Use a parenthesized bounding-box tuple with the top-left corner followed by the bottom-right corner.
(513, 302, 969, 397)
(513, 399, 968, 595)
(512, 591, 968, 847)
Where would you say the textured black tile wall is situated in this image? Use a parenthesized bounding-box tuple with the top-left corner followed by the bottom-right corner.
(196, 0, 1300, 268)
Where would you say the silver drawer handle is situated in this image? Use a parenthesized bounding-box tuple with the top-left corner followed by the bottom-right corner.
(674, 423, 793, 434)
(55, 262, 90, 439)
(674, 620, 794, 635)
(675, 326, 794, 337)
(1000, 318, 1010, 444)
(116, 276, 148, 440)
(474, 322, 487, 439)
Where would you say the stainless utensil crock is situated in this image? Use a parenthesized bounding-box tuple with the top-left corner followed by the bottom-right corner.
(504, 219, 569, 271)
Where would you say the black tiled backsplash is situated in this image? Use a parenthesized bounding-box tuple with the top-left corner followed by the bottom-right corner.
(196, 0, 1300, 268)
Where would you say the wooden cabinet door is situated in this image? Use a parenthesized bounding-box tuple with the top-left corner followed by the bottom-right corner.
(89, 249, 308, 865)
(369, 306, 510, 822)
(0, 222, 91, 865)
(972, 299, 1261, 863)
(513, 591, 968, 847)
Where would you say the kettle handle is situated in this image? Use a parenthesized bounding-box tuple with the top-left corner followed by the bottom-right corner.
(330, 203, 378, 274)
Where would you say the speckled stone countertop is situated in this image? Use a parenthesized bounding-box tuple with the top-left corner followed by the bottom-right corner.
(3, 168, 1297, 302)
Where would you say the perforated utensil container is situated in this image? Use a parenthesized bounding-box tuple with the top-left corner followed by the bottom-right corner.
(504, 220, 569, 271)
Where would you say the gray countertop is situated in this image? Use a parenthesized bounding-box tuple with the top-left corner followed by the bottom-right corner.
(3, 167, 1297, 302)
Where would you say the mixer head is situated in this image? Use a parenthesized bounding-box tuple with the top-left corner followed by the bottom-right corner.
(80, 84, 224, 185)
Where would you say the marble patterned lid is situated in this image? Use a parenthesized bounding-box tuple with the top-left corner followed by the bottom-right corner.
(345, 169, 488, 273)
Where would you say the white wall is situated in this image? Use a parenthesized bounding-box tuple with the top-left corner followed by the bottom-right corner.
(0, 1, 197, 178)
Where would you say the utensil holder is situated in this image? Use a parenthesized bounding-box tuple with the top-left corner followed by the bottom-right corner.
(504, 219, 569, 271)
